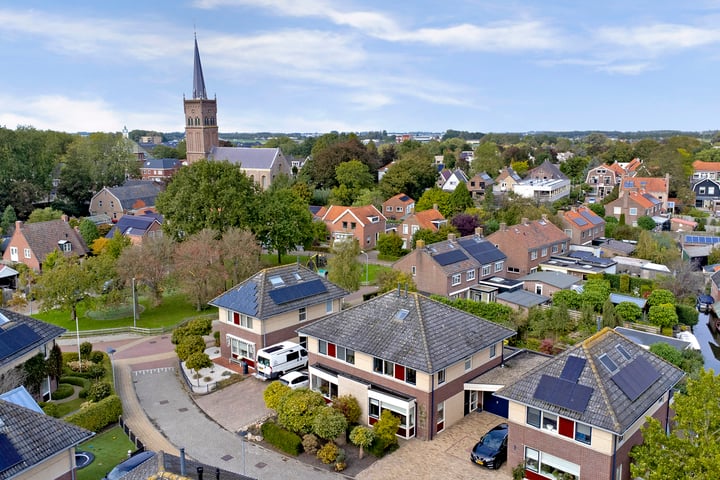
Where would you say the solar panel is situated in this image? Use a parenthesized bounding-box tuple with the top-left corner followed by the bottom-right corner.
(580, 209, 603, 225)
(268, 279, 328, 304)
(0, 324, 42, 360)
(434, 249, 468, 266)
(573, 217, 588, 226)
(457, 237, 504, 263)
(560, 356, 586, 383)
(533, 375, 593, 412)
(0, 433, 22, 474)
(612, 357, 661, 401)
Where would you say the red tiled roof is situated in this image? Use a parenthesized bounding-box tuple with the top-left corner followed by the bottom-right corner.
(622, 176, 668, 193)
(693, 160, 720, 172)
(320, 205, 385, 225)
(563, 207, 604, 231)
(487, 218, 569, 251)
(414, 209, 445, 230)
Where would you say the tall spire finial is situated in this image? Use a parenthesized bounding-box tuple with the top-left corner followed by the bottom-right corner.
(192, 33, 208, 100)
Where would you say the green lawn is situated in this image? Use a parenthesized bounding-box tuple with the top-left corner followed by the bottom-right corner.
(76, 425, 136, 480)
(361, 264, 393, 284)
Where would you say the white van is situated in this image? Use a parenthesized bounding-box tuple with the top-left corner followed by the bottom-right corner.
(256, 342, 308, 380)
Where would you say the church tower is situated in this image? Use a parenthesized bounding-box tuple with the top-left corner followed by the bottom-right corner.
(184, 34, 218, 163)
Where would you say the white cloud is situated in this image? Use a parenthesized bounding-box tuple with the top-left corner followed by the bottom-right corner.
(597, 62, 654, 75)
(596, 23, 720, 52)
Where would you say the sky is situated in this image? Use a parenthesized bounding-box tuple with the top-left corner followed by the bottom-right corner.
(2, 1, 720, 135)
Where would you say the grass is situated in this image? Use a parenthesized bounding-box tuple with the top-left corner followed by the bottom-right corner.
(76, 425, 136, 480)
(361, 264, 393, 284)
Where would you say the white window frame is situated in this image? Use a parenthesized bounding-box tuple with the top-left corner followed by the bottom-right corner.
(530, 250, 538, 260)
(23, 248, 31, 259)
(629, 207, 637, 216)
(299, 307, 307, 322)
(464, 357, 472, 371)
(437, 401, 445, 432)
(437, 369, 446, 385)
(466, 269, 475, 281)
(336, 345, 355, 365)
(482, 265, 491, 276)
(451, 274, 461, 286)
(495, 261, 503, 272)
(403, 224, 409, 234)
(489, 344, 496, 358)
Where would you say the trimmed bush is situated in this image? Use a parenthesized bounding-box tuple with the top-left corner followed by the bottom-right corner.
(317, 441, 339, 464)
(79, 341, 93, 359)
(86, 364, 107, 380)
(261, 421, 303, 456)
(65, 395, 122, 432)
(42, 403, 60, 418)
(89, 351, 106, 364)
(87, 381, 112, 402)
(52, 383, 75, 400)
(263, 381, 291, 410)
(332, 395, 361, 425)
(60, 376, 89, 387)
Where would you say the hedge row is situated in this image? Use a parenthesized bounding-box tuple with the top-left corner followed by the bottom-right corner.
(65, 395, 122, 432)
(60, 376, 89, 387)
(261, 421, 303, 456)
(51, 384, 75, 400)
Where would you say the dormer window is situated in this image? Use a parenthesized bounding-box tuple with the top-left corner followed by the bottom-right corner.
(369, 216, 379, 223)
(58, 240, 72, 253)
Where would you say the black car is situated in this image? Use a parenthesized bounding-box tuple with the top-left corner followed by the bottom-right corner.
(470, 423, 508, 469)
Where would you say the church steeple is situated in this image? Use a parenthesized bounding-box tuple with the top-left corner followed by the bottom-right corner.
(192, 34, 208, 100)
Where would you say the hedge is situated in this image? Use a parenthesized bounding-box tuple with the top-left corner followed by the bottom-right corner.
(60, 376, 89, 388)
(51, 384, 75, 400)
(65, 394, 122, 432)
(261, 421, 303, 456)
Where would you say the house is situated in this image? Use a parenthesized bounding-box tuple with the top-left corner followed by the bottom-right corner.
(486, 217, 570, 279)
(711, 269, 720, 300)
(497, 289, 550, 312)
(562, 207, 606, 245)
(613, 256, 671, 279)
(604, 191, 663, 226)
(614, 326, 691, 351)
(0, 398, 93, 479)
(209, 147, 291, 190)
(495, 328, 684, 480)
(105, 214, 163, 245)
(493, 166, 522, 194)
(382, 193, 415, 221)
(590, 237, 637, 258)
(513, 177, 571, 203)
(208, 264, 347, 372)
(315, 205, 387, 249)
(3, 218, 89, 272)
(297, 289, 516, 441)
(619, 174, 670, 210)
(140, 158, 182, 182)
(692, 159, 720, 181)
(585, 162, 635, 200)
(467, 172, 494, 199)
(393, 231, 507, 299)
(396, 208, 446, 249)
(0, 264, 19, 290)
(88, 180, 163, 222)
(692, 178, 720, 211)
(526, 159, 568, 183)
(519, 271, 582, 298)
(0, 309, 66, 400)
(440, 168, 470, 192)
(540, 252, 617, 280)
(670, 217, 697, 232)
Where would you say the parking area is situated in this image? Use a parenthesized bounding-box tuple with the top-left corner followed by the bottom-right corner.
(193, 376, 512, 479)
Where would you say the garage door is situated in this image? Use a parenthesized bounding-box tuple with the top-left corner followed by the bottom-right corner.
(483, 391, 508, 418)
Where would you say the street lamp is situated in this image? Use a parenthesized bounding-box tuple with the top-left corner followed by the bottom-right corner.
(107, 348, 116, 391)
(131, 277, 137, 329)
(360, 251, 369, 285)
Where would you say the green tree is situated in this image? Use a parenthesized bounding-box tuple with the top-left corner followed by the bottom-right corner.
(614, 301, 642, 323)
(376, 269, 417, 294)
(328, 184, 354, 206)
(636, 215, 656, 231)
(27, 207, 64, 223)
(185, 351, 213, 385)
(373, 409, 401, 449)
(376, 232, 405, 257)
(379, 148, 438, 201)
(447, 182, 474, 216)
(335, 159, 374, 192)
(332, 395, 361, 425)
(349, 425, 375, 460)
(277, 389, 326, 435)
(310, 136, 379, 188)
(78, 218, 100, 246)
(312, 406, 348, 440)
(551, 290, 582, 310)
(257, 188, 314, 265)
(648, 304, 678, 329)
(647, 289, 676, 307)
(327, 240, 362, 291)
(580, 277, 611, 312)
(156, 159, 259, 239)
(175, 335, 206, 362)
(630, 370, 719, 480)
(415, 187, 451, 216)
(264, 381, 292, 410)
(588, 202, 605, 217)
(116, 235, 175, 307)
(23, 353, 47, 396)
(649, 343, 683, 368)
(35, 254, 93, 324)
(0, 205, 17, 235)
(471, 141, 504, 177)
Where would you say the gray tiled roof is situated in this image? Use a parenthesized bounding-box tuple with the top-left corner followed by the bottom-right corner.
(495, 328, 685, 434)
(209, 264, 348, 319)
(107, 181, 163, 210)
(298, 290, 515, 373)
(497, 289, 549, 308)
(143, 158, 182, 169)
(0, 309, 66, 368)
(210, 147, 284, 169)
(18, 219, 89, 262)
(0, 399, 93, 478)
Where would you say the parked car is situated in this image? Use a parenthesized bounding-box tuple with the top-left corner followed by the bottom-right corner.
(697, 294, 714, 313)
(104, 451, 156, 480)
(470, 423, 508, 469)
(279, 371, 309, 389)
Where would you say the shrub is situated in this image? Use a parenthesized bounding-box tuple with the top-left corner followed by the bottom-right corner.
(317, 441, 339, 464)
(334, 448, 346, 471)
(175, 335, 206, 362)
(261, 421, 303, 456)
(86, 363, 107, 380)
(185, 317, 213, 336)
(263, 381, 292, 410)
(79, 341, 93, 359)
(213, 331, 220, 347)
(373, 410, 400, 449)
(42, 403, 60, 418)
(277, 389, 325, 435)
(332, 395, 361, 425)
(65, 395, 122, 431)
(349, 425, 375, 459)
(312, 406, 348, 440)
(52, 383, 75, 400)
(87, 381, 112, 402)
(302, 433, 320, 454)
(89, 351, 106, 364)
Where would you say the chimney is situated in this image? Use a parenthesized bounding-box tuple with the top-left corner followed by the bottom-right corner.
(180, 448, 186, 475)
(448, 233, 456, 242)
(416, 239, 425, 249)
(475, 227, 483, 236)
(15, 220, 23, 230)
(541, 214, 548, 222)
(500, 222, 507, 231)
(521, 217, 529, 225)
(61, 214, 69, 222)
(433, 203, 438, 211)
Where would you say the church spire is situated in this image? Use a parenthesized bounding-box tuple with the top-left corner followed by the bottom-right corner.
(192, 33, 208, 100)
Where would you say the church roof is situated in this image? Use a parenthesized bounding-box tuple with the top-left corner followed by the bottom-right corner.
(192, 35, 207, 100)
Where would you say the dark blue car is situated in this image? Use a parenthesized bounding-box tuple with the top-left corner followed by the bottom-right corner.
(470, 423, 508, 469)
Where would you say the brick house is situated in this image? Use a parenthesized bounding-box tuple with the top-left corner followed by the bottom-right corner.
(209, 147, 291, 190)
(397, 208, 446, 249)
(496, 328, 684, 480)
(585, 162, 630, 200)
(619, 175, 670, 210)
(297, 290, 516, 441)
(382, 193, 415, 220)
(467, 172, 494, 199)
(315, 205, 387, 249)
(3, 218, 89, 272)
(486, 217, 570, 279)
(208, 264, 347, 372)
(105, 214, 163, 245)
(604, 191, 663, 226)
(493, 166, 522, 194)
(89, 180, 163, 222)
(393, 232, 506, 299)
(561, 207, 606, 245)
(140, 158, 182, 182)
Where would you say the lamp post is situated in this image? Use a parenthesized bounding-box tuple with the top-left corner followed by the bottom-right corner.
(131, 277, 137, 329)
(107, 348, 116, 391)
(75, 312, 81, 372)
(360, 251, 369, 285)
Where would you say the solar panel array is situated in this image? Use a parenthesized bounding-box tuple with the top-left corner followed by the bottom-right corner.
(0, 433, 22, 474)
(268, 279, 328, 305)
(434, 249, 469, 266)
(533, 374, 593, 412)
(573, 216, 588, 226)
(684, 235, 720, 245)
(0, 324, 42, 359)
(457, 237, 505, 263)
(560, 356, 586, 383)
(580, 209, 603, 225)
(611, 357, 661, 401)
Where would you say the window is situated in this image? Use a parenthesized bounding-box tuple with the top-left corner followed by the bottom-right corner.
(629, 208, 637, 216)
(58, 240, 72, 252)
(411, 265, 416, 276)
(535, 284, 543, 295)
(700, 187, 706, 195)
(319, 340, 328, 355)
(386, 206, 393, 211)
(507, 266, 520, 273)
(466, 270, 475, 281)
(575, 422, 592, 444)
(403, 224, 409, 234)
(482, 265, 491, 276)
(336, 346, 355, 364)
(451, 274, 461, 286)
(489, 344, 496, 358)
(530, 250, 538, 260)
(342, 221, 348, 229)
(298, 336, 307, 349)
(24, 248, 31, 259)
(411, 225, 419, 234)
(227, 336, 255, 363)
(552, 245, 559, 253)
(405, 368, 416, 385)
(369, 398, 380, 417)
(613, 206, 622, 215)
(396, 206, 403, 212)
(526, 407, 541, 428)
(326, 300, 333, 313)
(437, 369, 446, 385)
(98, 200, 103, 207)
(495, 261, 503, 272)
(437, 401, 445, 432)
(525, 447, 540, 473)
(541, 248, 548, 257)
(351, 222, 356, 229)
(9, 246, 18, 260)
(710, 187, 716, 195)
(542, 412, 558, 432)
(229, 311, 253, 329)
(464, 357, 472, 371)
(299, 307, 307, 322)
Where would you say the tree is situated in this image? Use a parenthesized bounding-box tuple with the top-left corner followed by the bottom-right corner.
(335, 159, 374, 192)
(78, 218, 100, 246)
(327, 240, 362, 291)
(376, 269, 417, 294)
(647, 289, 676, 307)
(471, 141, 503, 177)
(588, 202, 605, 217)
(156, 159, 258, 239)
(35, 254, 93, 324)
(312, 406, 348, 440)
(27, 207, 64, 223)
(376, 232, 405, 257)
(648, 304, 678, 329)
(23, 353, 47, 396)
(552, 289, 582, 310)
(310, 136, 379, 188)
(349, 425, 375, 459)
(415, 187, 451, 216)
(257, 188, 314, 265)
(379, 148, 438, 201)
(649, 343, 683, 368)
(636, 215, 656, 230)
(176, 335, 206, 362)
(220, 228, 262, 287)
(263, 381, 292, 410)
(580, 277, 611, 312)
(373, 409, 400, 449)
(173, 229, 226, 310)
(412, 224, 458, 248)
(277, 389, 326, 435)
(0, 205, 16, 235)
(185, 351, 213, 386)
(655, 259, 705, 302)
(447, 182, 474, 216)
(116, 236, 175, 307)
(630, 370, 720, 479)
(614, 301, 642, 323)
(450, 213, 480, 237)
(332, 395, 361, 425)
(46, 344, 64, 382)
